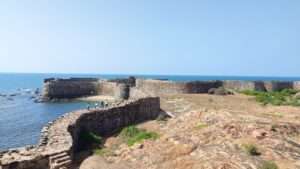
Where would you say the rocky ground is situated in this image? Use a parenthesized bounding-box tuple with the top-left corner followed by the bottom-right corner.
(78, 94, 300, 169)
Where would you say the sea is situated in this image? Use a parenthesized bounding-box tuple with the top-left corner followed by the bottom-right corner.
(1, 73, 300, 151)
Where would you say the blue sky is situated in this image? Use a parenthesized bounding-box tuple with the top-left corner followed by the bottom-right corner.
(0, 0, 299, 76)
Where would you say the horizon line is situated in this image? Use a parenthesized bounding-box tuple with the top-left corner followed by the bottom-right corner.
(0, 71, 300, 78)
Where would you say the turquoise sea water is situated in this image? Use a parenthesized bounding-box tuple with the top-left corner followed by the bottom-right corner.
(1, 73, 300, 151)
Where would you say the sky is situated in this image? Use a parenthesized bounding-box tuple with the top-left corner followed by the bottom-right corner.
(0, 0, 299, 76)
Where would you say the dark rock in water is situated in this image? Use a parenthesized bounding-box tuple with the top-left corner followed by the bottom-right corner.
(33, 97, 46, 103)
(33, 95, 49, 103)
(9, 93, 18, 97)
(34, 99, 43, 103)
(34, 88, 40, 95)
(0, 94, 7, 97)
(7, 97, 14, 101)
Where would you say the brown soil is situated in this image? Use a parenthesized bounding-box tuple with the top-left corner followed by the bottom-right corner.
(78, 94, 300, 169)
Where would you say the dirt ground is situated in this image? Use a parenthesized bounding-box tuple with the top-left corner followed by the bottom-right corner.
(78, 94, 300, 169)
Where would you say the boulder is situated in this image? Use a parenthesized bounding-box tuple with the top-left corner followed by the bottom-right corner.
(208, 88, 217, 94)
(208, 87, 233, 95)
(214, 87, 227, 95)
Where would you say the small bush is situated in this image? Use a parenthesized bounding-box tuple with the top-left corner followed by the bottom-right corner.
(93, 148, 112, 156)
(242, 144, 260, 156)
(120, 126, 159, 146)
(259, 161, 278, 169)
(240, 89, 300, 106)
(80, 131, 102, 144)
(271, 112, 283, 118)
(240, 90, 260, 96)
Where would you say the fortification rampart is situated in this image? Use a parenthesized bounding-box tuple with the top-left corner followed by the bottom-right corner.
(2, 76, 300, 168)
(43, 78, 133, 100)
(43, 78, 99, 99)
(134, 79, 222, 96)
(42, 78, 300, 100)
(294, 81, 300, 90)
(0, 97, 160, 169)
(223, 80, 295, 92)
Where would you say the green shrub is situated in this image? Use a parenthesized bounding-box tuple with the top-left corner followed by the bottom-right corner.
(195, 122, 208, 129)
(240, 89, 300, 106)
(242, 144, 260, 156)
(259, 161, 278, 169)
(280, 88, 297, 95)
(120, 126, 159, 146)
(93, 148, 112, 156)
(240, 90, 261, 96)
(80, 131, 102, 144)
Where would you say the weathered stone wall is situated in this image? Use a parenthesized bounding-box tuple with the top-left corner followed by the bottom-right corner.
(223, 81, 266, 91)
(42, 77, 299, 100)
(96, 81, 118, 96)
(135, 79, 222, 96)
(264, 81, 294, 92)
(0, 97, 160, 169)
(223, 81, 294, 92)
(293, 81, 300, 90)
(43, 78, 135, 100)
(70, 97, 160, 151)
(107, 76, 136, 87)
(43, 78, 99, 99)
(97, 81, 131, 100)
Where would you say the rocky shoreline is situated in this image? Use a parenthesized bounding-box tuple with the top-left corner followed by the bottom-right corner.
(0, 97, 160, 169)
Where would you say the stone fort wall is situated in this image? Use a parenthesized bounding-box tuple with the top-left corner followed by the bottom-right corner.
(43, 78, 132, 100)
(2, 77, 300, 168)
(134, 79, 298, 97)
(43, 78, 99, 99)
(134, 79, 223, 96)
(222, 80, 295, 92)
(0, 97, 160, 169)
(43, 78, 300, 100)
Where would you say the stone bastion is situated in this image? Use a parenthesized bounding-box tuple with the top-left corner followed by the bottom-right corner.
(0, 97, 160, 169)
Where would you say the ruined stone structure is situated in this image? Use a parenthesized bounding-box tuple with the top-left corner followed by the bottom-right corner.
(133, 79, 223, 96)
(222, 81, 266, 91)
(43, 78, 132, 100)
(294, 81, 300, 90)
(43, 78, 299, 100)
(2, 76, 300, 169)
(0, 97, 160, 169)
(43, 78, 99, 99)
(223, 80, 295, 92)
